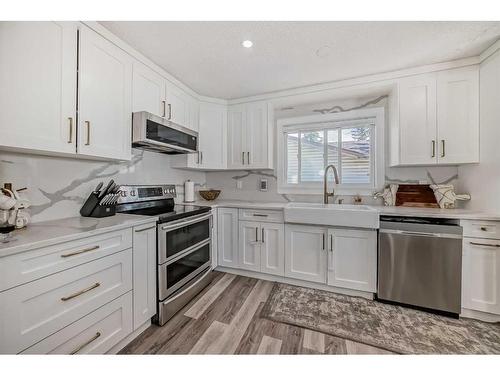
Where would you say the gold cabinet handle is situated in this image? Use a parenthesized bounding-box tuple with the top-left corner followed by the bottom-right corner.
(68, 117, 73, 143)
(322, 233, 325, 250)
(85, 121, 91, 145)
(135, 226, 155, 233)
(242, 151, 245, 165)
(70, 332, 101, 354)
(162, 100, 166, 117)
(441, 140, 445, 158)
(431, 140, 435, 158)
(168, 103, 172, 120)
(61, 282, 101, 301)
(255, 227, 258, 242)
(201, 151, 203, 164)
(61, 245, 99, 258)
(330, 234, 334, 252)
(262, 228, 265, 243)
(470, 241, 500, 248)
(247, 151, 250, 165)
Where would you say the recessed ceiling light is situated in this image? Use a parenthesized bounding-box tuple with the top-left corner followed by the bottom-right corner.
(242, 40, 253, 48)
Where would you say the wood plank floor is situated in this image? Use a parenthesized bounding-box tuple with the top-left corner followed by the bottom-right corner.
(119, 271, 393, 355)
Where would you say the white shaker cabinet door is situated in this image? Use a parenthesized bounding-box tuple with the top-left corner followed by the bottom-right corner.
(437, 66, 479, 164)
(260, 223, 285, 276)
(227, 104, 246, 169)
(132, 224, 157, 330)
(238, 221, 261, 272)
(217, 208, 239, 268)
(0, 21, 77, 154)
(78, 26, 132, 160)
(197, 102, 227, 169)
(398, 74, 437, 165)
(245, 101, 269, 169)
(132, 61, 166, 117)
(462, 239, 500, 315)
(327, 228, 377, 292)
(285, 224, 327, 283)
(165, 81, 188, 127)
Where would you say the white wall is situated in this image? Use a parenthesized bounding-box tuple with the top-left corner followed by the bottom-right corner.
(0, 150, 206, 222)
(458, 48, 500, 213)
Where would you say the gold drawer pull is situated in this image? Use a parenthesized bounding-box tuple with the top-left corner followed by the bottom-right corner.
(61, 282, 101, 301)
(61, 245, 99, 258)
(252, 213, 268, 217)
(480, 227, 488, 231)
(135, 226, 156, 233)
(70, 332, 101, 354)
(469, 242, 500, 248)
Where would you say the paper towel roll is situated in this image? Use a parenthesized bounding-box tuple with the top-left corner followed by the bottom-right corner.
(184, 180, 195, 202)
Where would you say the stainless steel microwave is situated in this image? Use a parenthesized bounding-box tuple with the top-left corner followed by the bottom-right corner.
(132, 111, 198, 154)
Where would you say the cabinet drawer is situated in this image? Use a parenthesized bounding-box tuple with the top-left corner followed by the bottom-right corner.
(462, 220, 500, 240)
(239, 209, 283, 223)
(22, 292, 133, 354)
(0, 228, 132, 292)
(0, 249, 132, 354)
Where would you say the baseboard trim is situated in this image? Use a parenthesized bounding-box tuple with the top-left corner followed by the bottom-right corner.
(461, 308, 500, 323)
(215, 266, 375, 300)
(107, 320, 151, 354)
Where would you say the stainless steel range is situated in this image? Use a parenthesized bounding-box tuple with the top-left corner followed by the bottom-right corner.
(116, 184, 213, 325)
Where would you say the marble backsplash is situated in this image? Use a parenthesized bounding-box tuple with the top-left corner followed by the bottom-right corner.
(205, 166, 461, 206)
(0, 150, 206, 222)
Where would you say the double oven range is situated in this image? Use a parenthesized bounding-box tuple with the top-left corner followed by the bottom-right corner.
(116, 184, 213, 325)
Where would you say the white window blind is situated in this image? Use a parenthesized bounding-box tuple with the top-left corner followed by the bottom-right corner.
(284, 121, 374, 187)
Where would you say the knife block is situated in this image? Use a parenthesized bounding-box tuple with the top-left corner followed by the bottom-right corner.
(80, 192, 116, 218)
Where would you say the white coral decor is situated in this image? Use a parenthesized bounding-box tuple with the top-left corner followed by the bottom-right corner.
(430, 184, 471, 209)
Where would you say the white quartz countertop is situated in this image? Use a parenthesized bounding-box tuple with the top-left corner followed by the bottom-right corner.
(185, 199, 288, 210)
(0, 213, 158, 258)
(187, 199, 500, 221)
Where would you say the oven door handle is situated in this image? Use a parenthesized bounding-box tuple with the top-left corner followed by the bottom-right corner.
(160, 212, 212, 232)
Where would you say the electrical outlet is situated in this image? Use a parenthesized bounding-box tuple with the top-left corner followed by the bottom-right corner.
(236, 180, 243, 189)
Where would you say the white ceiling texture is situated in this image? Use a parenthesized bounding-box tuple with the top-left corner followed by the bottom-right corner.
(100, 21, 500, 100)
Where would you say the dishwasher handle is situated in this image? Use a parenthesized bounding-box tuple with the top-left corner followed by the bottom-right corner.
(379, 228, 462, 239)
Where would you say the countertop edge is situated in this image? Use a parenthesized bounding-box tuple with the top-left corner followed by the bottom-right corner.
(0, 214, 158, 258)
(190, 200, 500, 221)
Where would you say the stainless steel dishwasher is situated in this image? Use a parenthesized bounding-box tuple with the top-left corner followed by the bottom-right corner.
(378, 216, 463, 315)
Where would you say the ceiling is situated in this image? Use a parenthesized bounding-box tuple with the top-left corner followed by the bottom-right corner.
(100, 21, 500, 100)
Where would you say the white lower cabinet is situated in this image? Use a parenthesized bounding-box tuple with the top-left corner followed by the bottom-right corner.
(238, 221, 284, 275)
(239, 221, 261, 272)
(132, 223, 157, 330)
(462, 238, 500, 315)
(0, 222, 158, 354)
(22, 292, 133, 354)
(217, 208, 239, 268)
(285, 224, 327, 283)
(260, 223, 285, 276)
(326, 228, 377, 292)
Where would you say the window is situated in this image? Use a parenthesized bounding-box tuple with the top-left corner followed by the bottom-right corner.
(277, 108, 384, 195)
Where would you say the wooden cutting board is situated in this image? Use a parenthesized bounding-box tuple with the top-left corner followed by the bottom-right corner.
(395, 184, 439, 208)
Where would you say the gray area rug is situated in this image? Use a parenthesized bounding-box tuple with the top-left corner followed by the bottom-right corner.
(261, 283, 500, 354)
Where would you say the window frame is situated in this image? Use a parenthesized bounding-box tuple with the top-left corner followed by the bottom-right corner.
(277, 107, 385, 195)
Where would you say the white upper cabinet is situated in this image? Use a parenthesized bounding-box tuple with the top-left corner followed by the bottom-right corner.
(393, 66, 479, 166)
(0, 22, 78, 155)
(132, 61, 166, 117)
(437, 66, 479, 164)
(227, 104, 246, 169)
(78, 26, 132, 160)
(227, 101, 272, 170)
(326, 228, 377, 293)
(398, 74, 437, 165)
(165, 81, 188, 127)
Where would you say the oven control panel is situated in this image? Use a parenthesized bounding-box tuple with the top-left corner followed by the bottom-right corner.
(116, 184, 177, 204)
